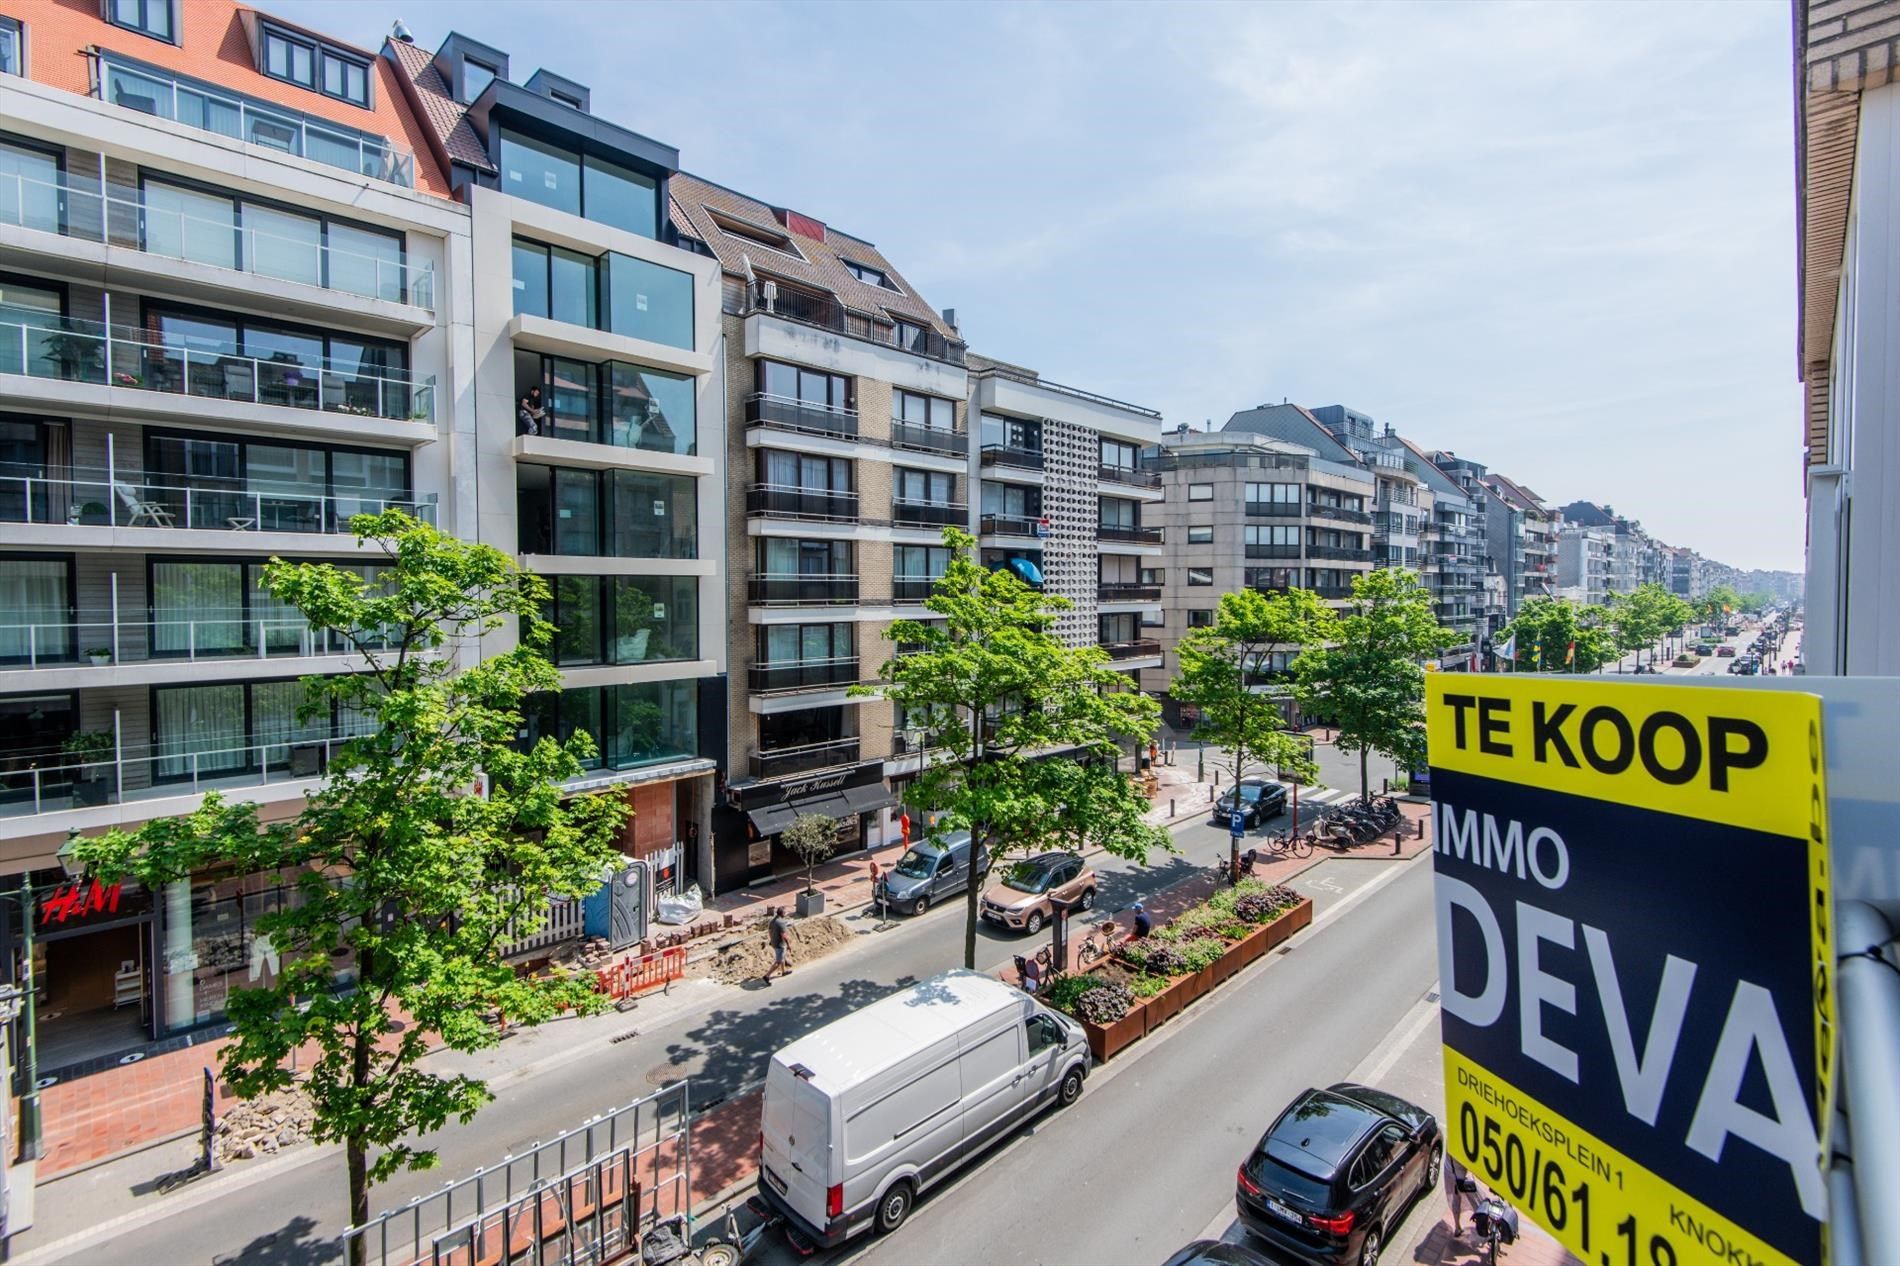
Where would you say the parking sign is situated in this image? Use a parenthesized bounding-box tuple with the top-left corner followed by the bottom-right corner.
(1229, 810, 1246, 837)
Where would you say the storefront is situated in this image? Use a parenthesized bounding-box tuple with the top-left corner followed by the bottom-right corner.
(714, 762, 896, 893)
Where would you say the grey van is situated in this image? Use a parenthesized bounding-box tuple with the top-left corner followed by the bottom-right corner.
(879, 832, 987, 915)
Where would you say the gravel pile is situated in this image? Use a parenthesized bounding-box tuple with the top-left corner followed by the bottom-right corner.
(215, 1085, 317, 1162)
(700, 914, 854, 985)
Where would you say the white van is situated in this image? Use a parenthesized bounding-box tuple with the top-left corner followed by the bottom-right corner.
(757, 969, 1091, 1246)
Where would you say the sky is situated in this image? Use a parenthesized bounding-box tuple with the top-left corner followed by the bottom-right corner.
(291, 0, 1804, 572)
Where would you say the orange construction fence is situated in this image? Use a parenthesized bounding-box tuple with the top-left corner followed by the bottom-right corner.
(595, 945, 687, 1001)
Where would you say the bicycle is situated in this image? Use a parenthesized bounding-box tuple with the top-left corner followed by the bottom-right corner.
(1077, 916, 1124, 966)
(1266, 829, 1312, 860)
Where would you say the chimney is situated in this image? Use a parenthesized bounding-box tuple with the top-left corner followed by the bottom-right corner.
(942, 308, 957, 331)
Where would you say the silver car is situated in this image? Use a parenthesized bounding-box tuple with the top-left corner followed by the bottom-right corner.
(879, 832, 986, 915)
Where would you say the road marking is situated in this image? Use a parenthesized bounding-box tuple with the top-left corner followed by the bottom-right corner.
(1299, 874, 1345, 893)
(1349, 991, 1441, 1086)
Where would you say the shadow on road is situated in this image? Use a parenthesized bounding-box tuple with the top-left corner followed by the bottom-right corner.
(209, 1215, 341, 1266)
(659, 976, 902, 1108)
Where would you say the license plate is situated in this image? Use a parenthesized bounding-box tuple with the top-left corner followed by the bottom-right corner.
(763, 1165, 787, 1195)
(1265, 1198, 1301, 1224)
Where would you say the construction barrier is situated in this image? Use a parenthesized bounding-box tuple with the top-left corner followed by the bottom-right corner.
(595, 946, 686, 1001)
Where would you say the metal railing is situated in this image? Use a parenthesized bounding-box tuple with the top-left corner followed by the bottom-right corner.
(745, 392, 858, 438)
(749, 657, 860, 692)
(746, 484, 859, 522)
(1245, 501, 1304, 518)
(894, 499, 967, 528)
(752, 737, 860, 780)
(1309, 504, 1372, 525)
(891, 421, 967, 456)
(1098, 463, 1161, 488)
(743, 282, 966, 365)
(747, 573, 859, 605)
(0, 468, 432, 531)
(0, 306, 431, 423)
(979, 444, 1044, 471)
(98, 55, 415, 188)
(1307, 545, 1372, 562)
(1101, 639, 1161, 660)
(0, 169, 433, 306)
(980, 513, 1044, 537)
(1098, 523, 1163, 545)
(1097, 583, 1162, 602)
(0, 613, 387, 667)
(893, 576, 942, 603)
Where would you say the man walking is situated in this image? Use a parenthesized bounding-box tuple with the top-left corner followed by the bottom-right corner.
(1443, 1152, 1474, 1237)
(763, 907, 792, 983)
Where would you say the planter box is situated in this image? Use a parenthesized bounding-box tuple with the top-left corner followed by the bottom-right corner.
(1145, 984, 1185, 1029)
(795, 889, 825, 917)
(1080, 1006, 1148, 1062)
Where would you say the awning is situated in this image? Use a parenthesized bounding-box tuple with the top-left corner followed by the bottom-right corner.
(791, 792, 852, 821)
(842, 782, 898, 815)
(745, 804, 798, 837)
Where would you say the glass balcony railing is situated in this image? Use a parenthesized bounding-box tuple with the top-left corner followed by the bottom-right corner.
(0, 730, 357, 820)
(891, 422, 967, 456)
(980, 513, 1044, 538)
(747, 573, 859, 605)
(0, 169, 432, 307)
(0, 306, 431, 423)
(1097, 583, 1162, 602)
(1097, 523, 1163, 545)
(980, 444, 1044, 472)
(1098, 464, 1161, 489)
(1101, 639, 1161, 660)
(0, 468, 433, 532)
(751, 737, 861, 780)
(745, 393, 858, 439)
(893, 500, 967, 528)
(98, 56, 415, 188)
(746, 485, 858, 522)
(748, 657, 860, 693)
(0, 611, 395, 668)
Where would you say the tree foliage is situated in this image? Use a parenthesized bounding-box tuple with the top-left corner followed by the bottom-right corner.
(1294, 568, 1453, 800)
(1499, 596, 1618, 672)
(74, 512, 627, 1252)
(1605, 584, 1696, 667)
(781, 812, 839, 896)
(865, 529, 1169, 968)
(1697, 584, 1743, 625)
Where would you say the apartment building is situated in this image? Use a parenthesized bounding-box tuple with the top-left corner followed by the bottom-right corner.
(1485, 472, 1560, 612)
(0, 0, 469, 1072)
(1147, 425, 1374, 727)
(1382, 437, 1481, 666)
(389, 33, 728, 890)
(1557, 523, 1616, 605)
(1428, 452, 1510, 653)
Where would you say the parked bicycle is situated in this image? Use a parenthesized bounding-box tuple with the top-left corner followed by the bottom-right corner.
(1077, 915, 1124, 966)
(1266, 829, 1313, 860)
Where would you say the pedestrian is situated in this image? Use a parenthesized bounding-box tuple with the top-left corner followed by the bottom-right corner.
(515, 394, 538, 437)
(1444, 1153, 1474, 1237)
(763, 906, 792, 982)
(1132, 902, 1153, 939)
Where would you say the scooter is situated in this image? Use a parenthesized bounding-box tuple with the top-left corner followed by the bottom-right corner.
(640, 1201, 773, 1266)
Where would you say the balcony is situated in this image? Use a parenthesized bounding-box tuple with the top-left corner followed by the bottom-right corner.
(745, 393, 859, 440)
(1309, 504, 1372, 525)
(980, 513, 1044, 538)
(1097, 524, 1164, 546)
(751, 737, 861, 780)
(739, 282, 965, 366)
(1246, 544, 1302, 560)
(1098, 464, 1161, 489)
(1098, 583, 1162, 603)
(1101, 639, 1162, 661)
(1246, 502, 1304, 518)
(0, 169, 434, 309)
(1307, 545, 1372, 562)
(1310, 586, 1354, 600)
(979, 444, 1044, 472)
(747, 484, 859, 523)
(0, 611, 383, 675)
(894, 500, 968, 529)
(892, 729, 939, 758)
(0, 308, 431, 424)
(0, 729, 351, 823)
(749, 657, 861, 693)
(748, 574, 859, 605)
(891, 422, 968, 457)
(97, 55, 415, 188)
(0, 471, 433, 536)
(893, 576, 942, 603)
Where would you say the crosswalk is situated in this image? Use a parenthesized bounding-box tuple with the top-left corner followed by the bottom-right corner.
(1296, 785, 1360, 809)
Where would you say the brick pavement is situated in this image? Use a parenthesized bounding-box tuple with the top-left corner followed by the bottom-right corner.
(1410, 1210, 1582, 1266)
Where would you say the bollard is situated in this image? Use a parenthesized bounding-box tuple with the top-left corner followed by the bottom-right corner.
(1170, 798, 1176, 818)
(1417, 816, 1426, 839)
(1393, 826, 1402, 855)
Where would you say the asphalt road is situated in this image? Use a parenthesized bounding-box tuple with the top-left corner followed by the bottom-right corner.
(28, 814, 1361, 1266)
(803, 856, 1439, 1266)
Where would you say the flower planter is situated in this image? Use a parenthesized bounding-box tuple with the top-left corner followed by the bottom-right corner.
(1080, 1006, 1148, 1062)
(1145, 984, 1186, 1029)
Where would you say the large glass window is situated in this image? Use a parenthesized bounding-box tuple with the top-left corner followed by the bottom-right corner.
(603, 252, 693, 349)
(759, 451, 849, 492)
(981, 482, 1039, 517)
(607, 469, 696, 557)
(518, 681, 699, 771)
(1099, 497, 1138, 529)
(517, 465, 696, 559)
(539, 574, 698, 666)
(0, 18, 20, 76)
(499, 129, 581, 217)
(584, 155, 658, 239)
(896, 469, 955, 505)
(460, 58, 497, 104)
(140, 182, 406, 300)
(247, 204, 322, 288)
(496, 129, 660, 239)
(761, 623, 852, 665)
(110, 0, 174, 42)
(979, 413, 1040, 452)
(152, 678, 362, 782)
(263, 29, 315, 88)
(607, 362, 695, 455)
(895, 545, 951, 581)
(512, 237, 598, 327)
(0, 280, 65, 379)
(144, 433, 411, 532)
(145, 307, 407, 415)
(894, 390, 955, 431)
(761, 538, 849, 575)
(0, 140, 62, 235)
(0, 557, 72, 664)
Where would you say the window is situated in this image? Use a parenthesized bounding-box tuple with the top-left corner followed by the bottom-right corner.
(0, 17, 20, 75)
(498, 130, 660, 239)
(519, 354, 696, 456)
(1026, 1013, 1063, 1055)
(603, 252, 693, 349)
(979, 413, 1040, 452)
(707, 209, 804, 260)
(460, 58, 497, 103)
(893, 389, 955, 432)
(263, 29, 315, 87)
(145, 432, 410, 533)
(515, 465, 697, 559)
(1187, 483, 1214, 502)
(842, 259, 897, 291)
(512, 237, 598, 327)
(981, 482, 1040, 518)
(1186, 526, 1214, 545)
(261, 25, 371, 107)
(109, 0, 173, 42)
(896, 468, 956, 505)
(517, 681, 699, 772)
(1101, 438, 1138, 470)
(0, 139, 60, 235)
(0, 556, 72, 664)
(1099, 612, 1141, 644)
(760, 537, 851, 576)
(538, 575, 698, 667)
(1188, 568, 1214, 586)
(891, 317, 930, 354)
(759, 450, 850, 492)
(895, 545, 951, 581)
(1187, 610, 1213, 628)
(761, 622, 852, 666)
(1098, 497, 1138, 529)
(759, 360, 853, 412)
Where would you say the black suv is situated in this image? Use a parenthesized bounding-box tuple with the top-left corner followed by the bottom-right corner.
(1235, 1083, 1441, 1266)
(1212, 779, 1289, 829)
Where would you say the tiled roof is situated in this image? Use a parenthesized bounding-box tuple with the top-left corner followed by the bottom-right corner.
(386, 38, 495, 173)
(1485, 472, 1551, 516)
(1222, 404, 1359, 465)
(669, 172, 955, 338)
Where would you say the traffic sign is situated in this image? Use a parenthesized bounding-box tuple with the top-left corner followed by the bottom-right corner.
(1229, 810, 1246, 838)
(1426, 675, 1831, 1266)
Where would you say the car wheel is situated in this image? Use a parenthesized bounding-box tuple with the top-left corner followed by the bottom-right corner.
(1025, 910, 1044, 936)
(1423, 1143, 1442, 1192)
(875, 1180, 914, 1235)
(1058, 1066, 1084, 1107)
(1359, 1225, 1382, 1266)
(912, 895, 928, 916)
(1079, 888, 1096, 910)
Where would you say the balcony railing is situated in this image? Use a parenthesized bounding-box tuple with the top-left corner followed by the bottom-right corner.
(97, 55, 415, 188)
(0, 170, 434, 307)
(743, 282, 966, 366)
(1307, 545, 1372, 562)
(890, 421, 968, 456)
(0, 729, 357, 820)
(0, 469, 433, 532)
(1309, 504, 1372, 525)
(748, 574, 859, 605)
(892, 729, 939, 757)
(893, 576, 943, 603)
(0, 611, 393, 668)
(1097, 523, 1163, 545)
(1098, 464, 1161, 489)
(894, 500, 968, 528)
(0, 307, 431, 423)
(751, 737, 861, 781)
(1310, 586, 1354, 600)
(1245, 543, 1302, 560)
(1097, 583, 1162, 603)
(749, 657, 860, 693)
(745, 392, 859, 439)
(1246, 502, 1304, 517)
(979, 444, 1044, 472)
(980, 513, 1044, 538)
(746, 484, 859, 522)
(1101, 639, 1162, 661)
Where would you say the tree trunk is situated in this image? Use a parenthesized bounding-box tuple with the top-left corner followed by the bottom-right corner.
(964, 834, 981, 971)
(1359, 745, 1369, 803)
(347, 1133, 369, 1266)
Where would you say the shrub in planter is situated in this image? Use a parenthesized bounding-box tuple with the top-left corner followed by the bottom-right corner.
(1041, 973, 1099, 1014)
(1074, 981, 1136, 1026)
(1177, 936, 1226, 972)
(1130, 973, 1169, 999)
(1234, 892, 1277, 923)
(1124, 941, 1188, 977)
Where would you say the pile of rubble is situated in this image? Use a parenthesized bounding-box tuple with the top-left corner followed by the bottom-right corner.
(698, 914, 855, 985)
(215, 1085, 317, 1162)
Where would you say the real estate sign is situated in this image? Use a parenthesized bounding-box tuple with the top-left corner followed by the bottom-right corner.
(1426, 675, 1831, 1266)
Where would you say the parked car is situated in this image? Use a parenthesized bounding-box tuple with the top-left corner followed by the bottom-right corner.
(1235, 1082, 1441, 1266)
(980, 851, 1096, 935)
(1729, 657, 1760, 675)
(1161, 1241, 1276, 1266)
(758, 970, 1090, 1247)
(1716, 644, 1737, 657)
(1673, 654, 1698, 667)
(1212, 779, 1289, 829)
(879, 831, 987, 916)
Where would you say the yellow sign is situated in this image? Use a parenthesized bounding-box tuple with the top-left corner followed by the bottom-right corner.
(1428, 675, 1830, 1266)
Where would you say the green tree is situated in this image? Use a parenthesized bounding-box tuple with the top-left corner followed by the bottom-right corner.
(74, 512, 627, 1256)
(1697, 584, 1742, 626)
(1607, 584, 1693, 669)
(781, 811, 839, 896)
(868, 529, 1169, 968)
(1293, 569, 1454, 801)
(1170, 587, 1336, 871)
(1499, 596, 1618, 672)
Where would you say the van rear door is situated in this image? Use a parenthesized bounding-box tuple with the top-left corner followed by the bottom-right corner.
(761, 1059, 833, 1231)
